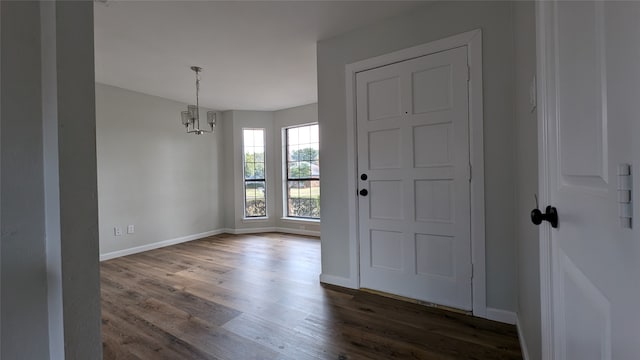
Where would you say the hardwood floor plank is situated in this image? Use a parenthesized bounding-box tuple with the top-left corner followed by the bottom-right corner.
(102, 299, 217, 360)
(101, 233, 522, 360)
(222, 313, 344, 360)
(299, 309, 521, 360)
(102, 261, 242, 326)
(170, 273, 311, 328)
(132, 297, 281, 360)
(337, 290, 521, 353)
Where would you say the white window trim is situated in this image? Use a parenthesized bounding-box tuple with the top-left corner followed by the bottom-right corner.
(242, 216, 270, 223)
(280, 217, 320, 224)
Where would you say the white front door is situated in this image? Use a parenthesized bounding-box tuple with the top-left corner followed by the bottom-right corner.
(539, 1, 640, 358)
(356, 46, 472, 310)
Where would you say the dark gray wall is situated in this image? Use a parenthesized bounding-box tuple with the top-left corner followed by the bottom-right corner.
(1, 1, 102, 358)
(56, 2, 102, 358)
(1, 2, 50, 358)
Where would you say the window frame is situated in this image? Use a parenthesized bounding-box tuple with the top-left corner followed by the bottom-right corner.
(283, 123, 320, 220)
(242, 128, 267, 219)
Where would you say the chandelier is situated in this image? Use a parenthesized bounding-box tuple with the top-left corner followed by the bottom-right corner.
(181, 66, 216, 135)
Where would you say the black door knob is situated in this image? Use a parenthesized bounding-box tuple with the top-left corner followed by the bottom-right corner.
(531, 206, 558, 228)
(360, 173, 368, 181)
(359, 189, 368, 196)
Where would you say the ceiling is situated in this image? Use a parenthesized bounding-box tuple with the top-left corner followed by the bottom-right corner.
(94, 1, 428, 111)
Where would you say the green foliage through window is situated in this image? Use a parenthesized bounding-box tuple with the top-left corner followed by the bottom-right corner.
(285, 124, 320, 219)
(243, 129, 266, 217)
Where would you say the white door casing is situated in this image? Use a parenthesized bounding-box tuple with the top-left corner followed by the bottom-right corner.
(538, 1, 640, 359)
(343, 29, 485, 316)
(356, 46, 472, 310)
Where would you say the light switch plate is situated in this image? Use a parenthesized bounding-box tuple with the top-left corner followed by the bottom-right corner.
(127, 225, 135, 234)
(114, 227, 122, 236)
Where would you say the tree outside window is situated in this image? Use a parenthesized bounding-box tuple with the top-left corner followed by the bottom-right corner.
(243, 129, 266, 217)
(285, 124, 320, 219)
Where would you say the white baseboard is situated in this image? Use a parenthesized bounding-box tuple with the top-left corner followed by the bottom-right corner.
(319, 273, 358, 289)
(485, 307, 517, 325)
(222, 226, 276, 234)
(99, 229, 224, 261)
(100, 227, 320, 262)
(222, 227, 320, 237)
(275, 227, 320, 237)
(516, 316, 530, 360)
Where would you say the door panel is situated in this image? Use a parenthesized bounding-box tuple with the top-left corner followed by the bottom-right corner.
(367, 76, 402, 121)
(412, 64, 453, 113)
(414, 179, 453, 223)
(413, 123, 452, 167)
(548, 2, 612, 357)
(539, 1, 640, 358)
(357, 46, 471, 310)
(369, 181, 403, 220)
(557, 1, 608, 184)
(415, 233, 455, 278)
(560, 252, 611, 360)
(370, 230, 403, 271)
(368, 129, 401, 169)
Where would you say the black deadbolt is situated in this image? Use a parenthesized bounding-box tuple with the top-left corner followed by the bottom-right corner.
(359, 189, 368, 196)
(531, 206, 559, 228)
(360, 173, 368, 181)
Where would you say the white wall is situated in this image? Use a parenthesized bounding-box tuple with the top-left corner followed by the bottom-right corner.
(221, 110, 277, 231)
(317, 1, 517, 312)
(273, 103, 321, 234)
(97, 95, 320, 258)
(96, 83, 224, 257)
(220, 105, 321, 236)
(222, 111, 236, 229)
(513, 2, 541, 359)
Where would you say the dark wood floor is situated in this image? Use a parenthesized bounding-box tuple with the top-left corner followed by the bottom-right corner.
(101, 233, 522, 359)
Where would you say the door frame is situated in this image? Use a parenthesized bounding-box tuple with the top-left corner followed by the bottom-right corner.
(344, 29, 486, 317)
(536, 2, 556, 358)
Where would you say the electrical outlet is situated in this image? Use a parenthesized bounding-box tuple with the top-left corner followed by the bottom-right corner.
(127, 225, 135, 234)
(114, 227, 122, 236)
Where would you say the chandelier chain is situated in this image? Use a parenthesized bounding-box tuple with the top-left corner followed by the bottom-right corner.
(195, 69, 200, 111)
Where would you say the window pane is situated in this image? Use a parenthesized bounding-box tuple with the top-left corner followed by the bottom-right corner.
(289, 161, 312, 179)
(243, 129, 266, 217)
(285, 124, 320, 219)
(288, 127, 299, 146)
(245, 180, 266, 217)
(310, 124, 319, 143)
(244, 162, 255, 180)
(287, 180, 320, 218)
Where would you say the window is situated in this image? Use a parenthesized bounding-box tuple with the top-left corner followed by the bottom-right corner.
(243, 129, 266, 217)
(285, 124, 320, 219)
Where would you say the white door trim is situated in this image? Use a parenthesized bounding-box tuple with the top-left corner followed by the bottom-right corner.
(344, 29, 486, 317)
(536, 2, 555, 359)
